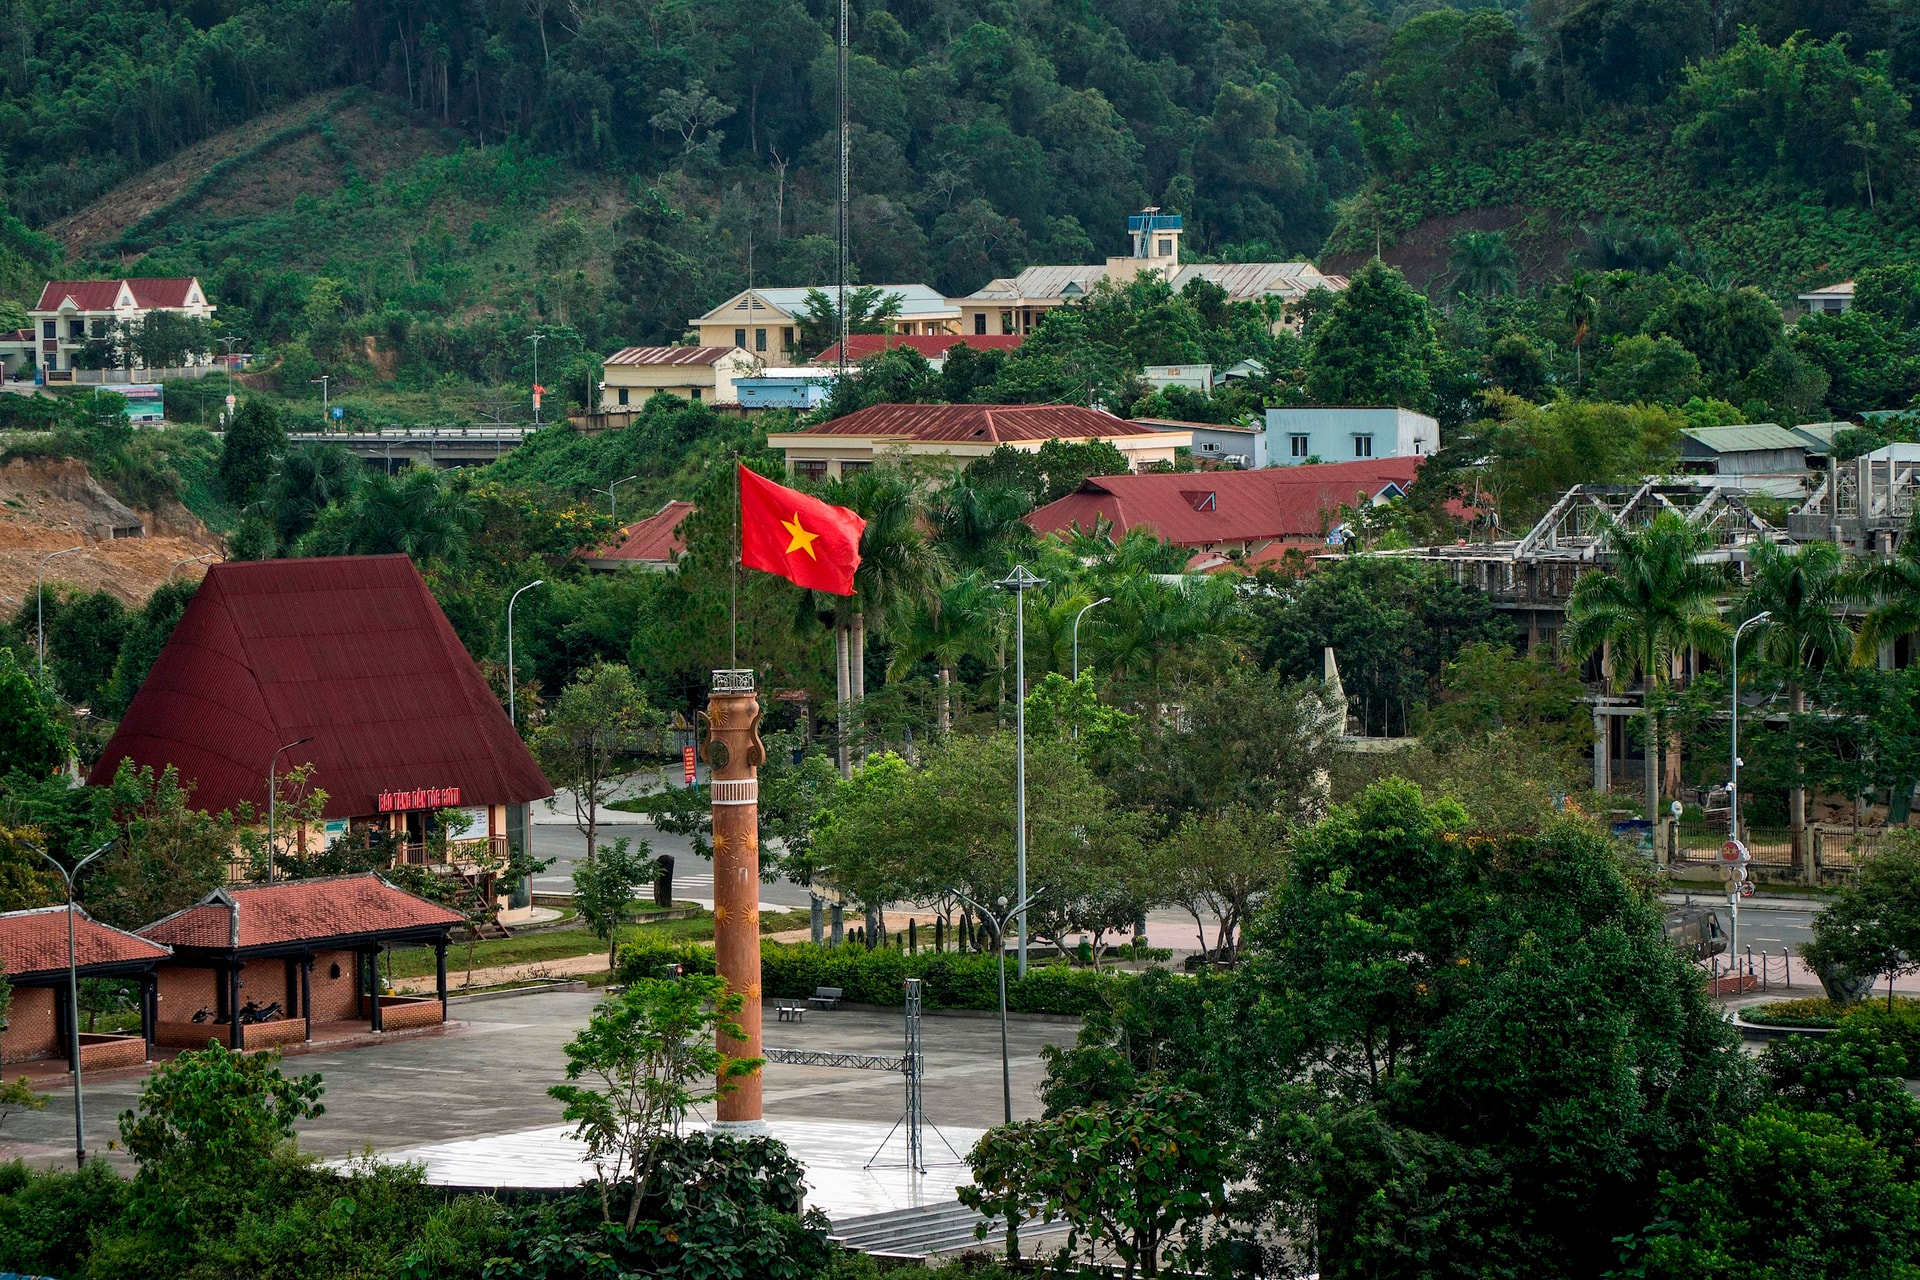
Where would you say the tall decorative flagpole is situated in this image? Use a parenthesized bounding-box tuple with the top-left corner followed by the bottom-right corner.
(706, 666, 766, 1129)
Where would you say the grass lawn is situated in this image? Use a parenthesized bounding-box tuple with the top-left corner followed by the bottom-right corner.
(379, 906, 814, 981)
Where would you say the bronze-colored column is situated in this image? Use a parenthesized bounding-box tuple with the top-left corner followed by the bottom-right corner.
(705, 668, 766, 1127)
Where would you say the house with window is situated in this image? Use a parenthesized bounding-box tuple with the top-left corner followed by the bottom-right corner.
(811, 333, 1024, 368)
(1676, 424, 1812, 477)
(1130, 419, 1266, 469)
(1265, 407, 1439, 466)
(1797, 281, 1854, 315)
(87, 555, 552, 919)
(958, 211, 1345, 337)
(1024, 458, 1426, 568)
(690, 286, 959, 359)
(599, 346, 763, 411)
(767, 403, 1190, 480)
(29, 277, 215, 376)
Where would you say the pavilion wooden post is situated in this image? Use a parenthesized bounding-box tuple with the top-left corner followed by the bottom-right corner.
(301, 955, 313, 1042)
(434, 939, 449, 1021)
(141, 972, 157, 1062)
(228, 962, 245, 1051)
(706, 668, 767, 1130)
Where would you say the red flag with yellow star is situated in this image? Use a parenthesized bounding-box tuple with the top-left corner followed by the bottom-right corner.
(738, 464, 865, 595)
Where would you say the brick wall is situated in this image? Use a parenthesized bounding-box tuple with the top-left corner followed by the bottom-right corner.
(241, 1018, 308, 1050)
(157, 966, 221, 1024)
(155, 1021, 230, 1049)
(310, 950, 362, 1021)
(1, 986, 58, 1063)
(378, 997, 443, 1031)
(77, 1035, 146, 1070)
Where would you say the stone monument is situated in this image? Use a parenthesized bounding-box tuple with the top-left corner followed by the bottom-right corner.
(705, 667, 766, 1128)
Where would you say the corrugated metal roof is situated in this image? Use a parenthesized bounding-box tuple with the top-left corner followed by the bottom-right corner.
(1130, 418, 1259, 435)
(89, 556, 552, 819)
(141, 874, 463, 952)
(698, 285, 957, 322)
(586, 501, 695, 564)
(0, 906, 170, 977)
(1787, 422, 1846, 452)
(1171, 263, 1331, 299)
(1679, 424, 1809, 454)
(965, 266, 1107, 302)
(800, 403, 1166, 443)
(604, 346, 741, 366)
(812, 334, 1024, 363)
(34, 278, 201, 311)
(1025, 459, 1425, 546)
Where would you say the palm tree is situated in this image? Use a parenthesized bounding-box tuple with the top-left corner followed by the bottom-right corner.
(1565, 512, 1730, 823)
(1558, 268, 1598, 388)
(299, 467, 479, 566)
(1447, 230, 1519, 299)
(885, 571, 1000, 735)
(1740, 541, 1854, 866)
(1850, 517, 1920, 661)
(268, 443, 361, 548)
(932, 472, 1035, 572)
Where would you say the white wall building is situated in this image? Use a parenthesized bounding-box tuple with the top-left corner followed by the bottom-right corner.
(1265, 407, 1440, 466)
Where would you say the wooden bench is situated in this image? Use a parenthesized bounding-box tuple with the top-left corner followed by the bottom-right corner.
(807, 986, 843, 1011)
(775, 1001, 805, 1023)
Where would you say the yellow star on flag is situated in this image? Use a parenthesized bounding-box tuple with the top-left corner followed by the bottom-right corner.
(782, 512, 820, 559)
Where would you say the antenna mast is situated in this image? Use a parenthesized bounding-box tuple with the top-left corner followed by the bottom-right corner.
(837, 0, 850, 381)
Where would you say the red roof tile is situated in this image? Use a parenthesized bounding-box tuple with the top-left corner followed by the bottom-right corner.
(1026, 459, 1424, 547)
(0, 906, 171, 978)
(87, 555, 551, 819)
(584, 500, 695, 565)
(140, 874, 463, 952)
(604, 346, 742, 366)
(34, 278, 201, 311)
(802, 403, 1168, 444)
(812, 334, 1024, 364)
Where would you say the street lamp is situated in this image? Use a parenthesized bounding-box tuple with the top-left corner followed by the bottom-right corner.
(36, 546, 84, 673)
(506, 579, 546, 728)
(995, 564, 1045, 976)
(946, 887, 1042, 1126)
(1071, 596, 1110, 682)
(526, 334, 545, 424)
(267, 737, 316, 883)
(31, 839, 113, 1166)
(169, 553, 216, 581)
(597, 475, 640, 524)
(310, 375, 330, 428)
(1726, 610, 1771, 975)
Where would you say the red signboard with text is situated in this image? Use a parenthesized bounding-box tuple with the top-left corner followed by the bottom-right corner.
(682, 746, 697, 785)
(377, 786, 461, 813)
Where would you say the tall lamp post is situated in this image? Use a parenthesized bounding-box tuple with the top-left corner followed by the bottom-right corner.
(267, 736, 316, 883)
(310, 375, 330, 428)
(1727, 610, 1771, 974)
(506, 579, 546, 728)
(37, 546, 84, 673)
(32, 839, 113, 1166)
(996, 564, 1045, 976)
(946, 887, 1042, 1126)
(1071, 596, 1110, 682)
(597, 474, 640, 524)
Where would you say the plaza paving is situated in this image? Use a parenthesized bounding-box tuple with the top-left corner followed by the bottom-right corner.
(0, 989, 1074, 1189)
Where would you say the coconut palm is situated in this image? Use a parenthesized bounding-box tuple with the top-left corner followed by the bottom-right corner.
(1447, 230, 1519, 299)
(298, 466, 479, 567)
(932, 472, 1035, 572)
(1851, 516, 1920, 661)
(1739, 540, 1854, 865)
(1565, 511, 1730, 822)
(885, 571, 1001, 734)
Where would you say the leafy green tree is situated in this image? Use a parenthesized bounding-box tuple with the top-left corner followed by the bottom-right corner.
(266, 444, 361, 549)
(1565, 511, 1729, 820)
(102, 579, 196, 719)
(532, 662, 660, 860)
(1465, 393, 1683, 523)
(1422, 640, 1592, 763)
(217, 398, 286, 507)
(1446, 229, 1520, 299)
(0, 647, 68, 780)
(1593, 333, 1705, 404)
(298, 467, 479, 567)
(1305, 261, 1439, 409)
(1357, 9, 1527, 174)
(1802, 833, 1920, 1003)
(89, 761, 236, 931)
(573, 837, 654, 967)
(549, 976, 761, 1229)
(798, 285, 904, 358)
(45, 590, 127, 710)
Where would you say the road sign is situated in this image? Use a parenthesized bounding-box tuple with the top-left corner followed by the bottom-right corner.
(1739, 881, 1755, 898)
(331, 406, 345, 420)
(225, 393, 236, 413)
(1719, 839, 1751, 866)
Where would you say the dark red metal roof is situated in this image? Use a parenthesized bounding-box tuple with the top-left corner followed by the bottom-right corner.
(34, 278, 200, 311)
(811, 334, 1024, 364)
(140, 874, 463, 952)
(1025, 459, 1425, 546)
(802, 403, 1167, 443)
(0, 906, 171, 978)
(88, 555, 551, 819)
(583, 500, 695, 565)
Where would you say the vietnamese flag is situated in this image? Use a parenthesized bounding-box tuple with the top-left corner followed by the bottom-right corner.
(738, 464, 865, 595)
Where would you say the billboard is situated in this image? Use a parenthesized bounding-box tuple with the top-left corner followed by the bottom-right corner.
(120, 383, 164, 424)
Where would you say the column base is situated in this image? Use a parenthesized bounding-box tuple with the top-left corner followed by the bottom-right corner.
(710, 1118, 770, 1137)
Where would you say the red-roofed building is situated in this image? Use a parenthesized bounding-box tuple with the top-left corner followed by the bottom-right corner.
(1025, 459, 1426, 566)
(810, 333, 1024, 367)
(0, 906, 171, 1071)
(88, 556, 551, 906)
(598, 345, 762, 410)
(28, 277, 215, 376)
(767, 403, 1191, 481)
(581, 500, 696, 572)
(140, 874, 464, 1049)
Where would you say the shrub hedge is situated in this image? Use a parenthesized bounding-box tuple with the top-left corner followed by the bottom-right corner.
(614, 939, 1141, 1017)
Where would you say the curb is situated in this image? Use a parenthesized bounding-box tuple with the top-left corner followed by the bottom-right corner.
(447, 980, 591, 1005)
(825, 1000, 1083, 1025)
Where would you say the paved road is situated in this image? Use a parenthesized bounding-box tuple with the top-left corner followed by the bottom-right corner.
(1667, 891, 1820, 958)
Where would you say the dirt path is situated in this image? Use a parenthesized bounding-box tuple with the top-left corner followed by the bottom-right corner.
(392, 949, 613, 995)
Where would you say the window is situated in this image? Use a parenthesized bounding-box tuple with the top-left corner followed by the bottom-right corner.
(691, 387, 702, 401)
(840, 460, 872, 476)
(41, 321, 54, 339)
(617, 388, 630, 406)
(89, 319, 106, 338)
(68, 319, 84, 340)
(755, 328, 767, 352)
(1412, 438, 1424, 455)
(783, 327, 795, 350)
(1202, 441, 1218, 452)
(795, 460, 829, 482)
(1157, 238, 1173, 256)
(974, 314, 987, 335)
(735, 328, 747, 348)
(1353, 434, 1374, 458)
(1000, 311, 1014, 335)
(1289, 434, 1311, 459)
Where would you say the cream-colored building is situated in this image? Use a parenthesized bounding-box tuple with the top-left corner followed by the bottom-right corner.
(29, 277, 216, 376)
(767, 403, 1191, 480)
(599, 346, 764, 409)
(958, 211, 1345, 337)
(690, 285, 959, 359)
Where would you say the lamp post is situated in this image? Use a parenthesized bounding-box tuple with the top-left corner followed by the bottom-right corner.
(506, 579, 546, 728)
(526, 333, 544, 424)
(37, 546, 84, 673)
(267, 737, 315, 883)
(597, 474, 640, 524)
(168, 553, 215, 581)
(996, 564, 1045, 976)
(1071, 596, 1110, 682)
(310, 375, 330, 428)
(946, 887, 1042, 1126)
(1727, 610, 1771, 976)
(32, 839, 112, 1167)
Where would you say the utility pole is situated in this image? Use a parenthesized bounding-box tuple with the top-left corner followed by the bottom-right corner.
(37, 546, 84, 674)
(32, 840, 112, 1167)
(506, 579, 546, 728)
(310, 376, 330, 429)
(527, 333, 545, 425)
(996, 564, 1045, 976)
(836, 0, 849, 382)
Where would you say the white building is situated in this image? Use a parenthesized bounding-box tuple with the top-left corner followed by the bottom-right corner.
(29, 278, 215, 376)
(1265, 407, 1440, 466)
(1798, 281, 1854, 316)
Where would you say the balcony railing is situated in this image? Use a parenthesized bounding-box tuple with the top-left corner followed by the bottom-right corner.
(399, 835, 508, 867)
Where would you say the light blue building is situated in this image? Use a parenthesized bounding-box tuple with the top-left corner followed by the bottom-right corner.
(1264, 407, 1440, 466)
(736, 370, 837, 411)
